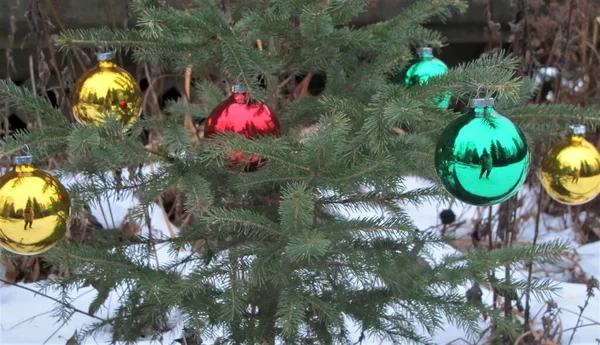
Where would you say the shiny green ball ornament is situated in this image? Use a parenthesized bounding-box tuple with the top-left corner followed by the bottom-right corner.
(435, 98, 530, 206)
(404, 47, 451, 108)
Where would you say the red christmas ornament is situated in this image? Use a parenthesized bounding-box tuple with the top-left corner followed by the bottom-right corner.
(119, 99, 128, 109)
(204, 85, 281, 172)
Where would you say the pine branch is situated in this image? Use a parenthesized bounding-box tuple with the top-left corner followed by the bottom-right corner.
(407, 51, 523, 103)
(0, 80, 69, 126)
(0, 278, 110, 323)
(0, 129, 70, 158)
(202, 133, 312, 173)
(203, 207, 282, 241)
(506, 104, 600, 123)
(279, 182, 315, 235)
(369, 0, 467, 33)
(54, 28, 161, 49)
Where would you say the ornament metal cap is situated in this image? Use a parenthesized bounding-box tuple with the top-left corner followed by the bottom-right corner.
(97, 51, 115, 61)
(469, 97, 495, 108)
(417, 47, 433, 55)
(569, 124, 586, 135)
(13, 155, 33, 165)
(232, 84, 248, 93)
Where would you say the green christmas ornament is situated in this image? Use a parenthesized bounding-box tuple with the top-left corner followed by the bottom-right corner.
(405, 47, 448, 85)
(404, 47, 451, 108)
(434, 98, 530, 206)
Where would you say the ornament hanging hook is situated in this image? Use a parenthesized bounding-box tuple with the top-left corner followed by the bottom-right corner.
(13, 145, 33, 166)
(97, 51, 115, 62)
(475, 85, 483, 100)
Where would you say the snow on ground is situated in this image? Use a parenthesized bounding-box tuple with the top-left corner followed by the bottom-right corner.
(0, 173, 599, 345)
(579, 242, 600, 279)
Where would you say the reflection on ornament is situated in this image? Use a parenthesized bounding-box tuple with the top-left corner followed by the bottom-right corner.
(435, 98, 530, 206)
(204, 85, 281, 172)
(72, 52, 142, 129)
(540, 125, 600, 205)
(0, 156, 71, 255)
(404, 46, 451, 109)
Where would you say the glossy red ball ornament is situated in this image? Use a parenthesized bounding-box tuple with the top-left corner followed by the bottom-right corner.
(204, 85, 281, 172)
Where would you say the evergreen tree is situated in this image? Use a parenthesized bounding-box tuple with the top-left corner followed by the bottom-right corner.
(490, 141, 498, 163)
(32, 197, 44, 217)
(0, 0, 597, 344)
(497, 140, 509, 165)
(7, 202, 16, 218)
(1, 200, 11, 218)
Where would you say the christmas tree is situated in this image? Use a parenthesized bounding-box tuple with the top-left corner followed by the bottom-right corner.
(0, 0, 597, 344)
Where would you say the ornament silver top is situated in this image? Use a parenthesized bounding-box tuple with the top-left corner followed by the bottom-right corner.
(232, 84, 248, 94)
(469, 97, 495, 108)
(569, 124, 586, 135)
(97, 51, 115, 61)
(13, 155, 33, 165)
(417, 47, 433, 56)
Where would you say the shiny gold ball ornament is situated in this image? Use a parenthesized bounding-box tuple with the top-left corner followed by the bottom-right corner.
(540, 125, 600, 205)
(72, 52, 142, 129)
(0, 156, 71, 255)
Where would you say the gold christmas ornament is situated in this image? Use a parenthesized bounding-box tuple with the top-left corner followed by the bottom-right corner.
(540, 125, 600, 205)
(0, 156, 71, 255)
(72, 52, 142, 129)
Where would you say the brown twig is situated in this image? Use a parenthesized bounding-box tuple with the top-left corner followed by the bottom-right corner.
(29, 1, 73, 125)
(29, 55, 43, 127)
(524, 187, 544, 328)
(143, 62, 164, 119)
(567, 277, 599, 345)
(589, 17, 600, 66)
(293, 73, 314, 99)
(503, 198, 514, 321)
(221, 0, 232, 22)
(86, 174, 112, 229)
(41, 0, 86, 71)
(148, 163, 178, 242)
(486, 205, 498, 318)
(183, 65, 199, 144)
(5, 0, 18, 80)
(143, 205, 161, 268)
(559, 306, 600, 326)
(4, 0, 19, 137)
(553, 0, 578, 103)
(534, 14, 562, 104)
(141, 73, 180, 113)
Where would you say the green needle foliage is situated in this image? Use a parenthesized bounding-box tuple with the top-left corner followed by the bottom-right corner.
(0, 0, 594, 344)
